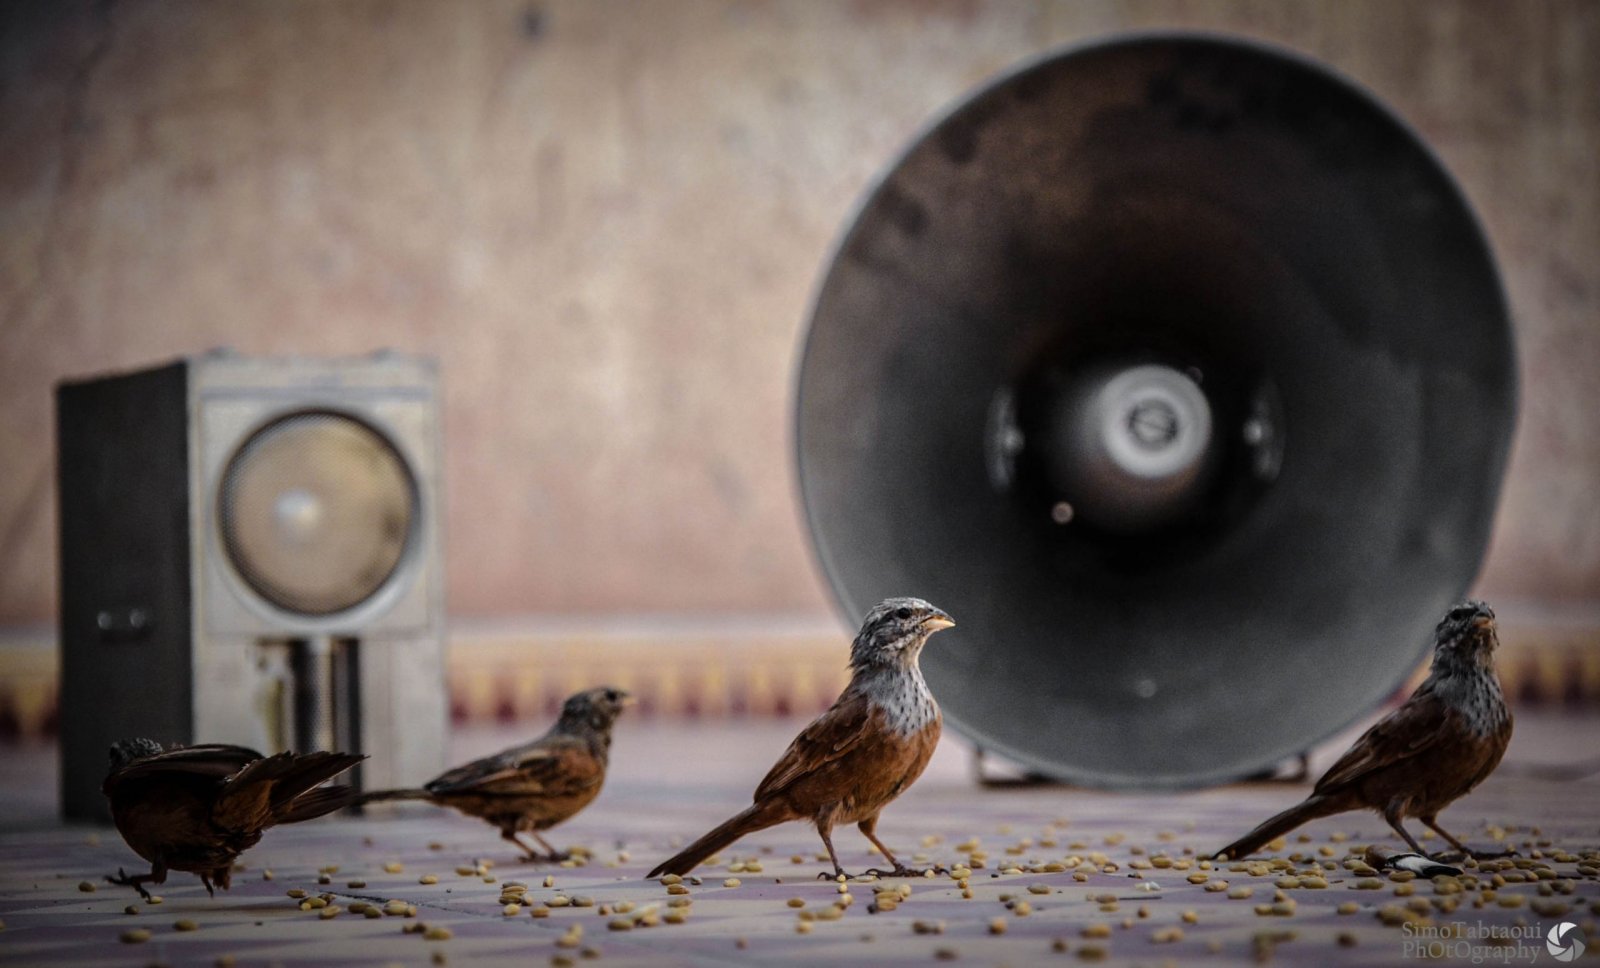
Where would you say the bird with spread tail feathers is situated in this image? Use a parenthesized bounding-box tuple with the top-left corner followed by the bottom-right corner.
(103, 739, 364, 899)
(648, 597, 955, 880)
(358, 686, 632, 861)
(1215, 600, 1513, 861)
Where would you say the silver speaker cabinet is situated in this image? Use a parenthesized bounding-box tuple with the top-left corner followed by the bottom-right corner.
(58, 351, 447, 821)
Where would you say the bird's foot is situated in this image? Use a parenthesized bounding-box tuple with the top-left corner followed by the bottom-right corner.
(522, 851, 571, 864)
(863, 864, 947, 878)
(815, 869, 849, 882)
(106, 868, 153, 901)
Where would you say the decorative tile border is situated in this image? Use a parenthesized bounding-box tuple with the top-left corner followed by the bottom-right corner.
(2, 613, 1596, 742)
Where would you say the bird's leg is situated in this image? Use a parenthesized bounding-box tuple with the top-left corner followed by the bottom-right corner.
(199, 871, 216, 897)
(527, 830, 571, 862)
(106, 866, 156, 901)
(813, 822, 848, 881)
(1420, 815, 1516, 862)
(1382, 802, 1429, 856)
(506, 828, 570, 863)
(858, 816, 945, 877)
(502, 829, 547, 862)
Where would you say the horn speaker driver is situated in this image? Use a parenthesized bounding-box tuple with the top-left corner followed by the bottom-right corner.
(795, 34, 1515, 788)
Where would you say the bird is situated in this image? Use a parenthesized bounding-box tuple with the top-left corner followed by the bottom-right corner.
(1363, 844, 1461, 879)
(102, 739, 364, 899)
(357, 686, 632, 861)
(1215, 600, 1513, 862)
(647, 597, 954, 881)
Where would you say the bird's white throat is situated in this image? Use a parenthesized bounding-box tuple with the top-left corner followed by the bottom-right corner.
(857, 664, 939, 736)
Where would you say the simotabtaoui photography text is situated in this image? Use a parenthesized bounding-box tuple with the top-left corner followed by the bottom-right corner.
(1401, 920, 1588, 964)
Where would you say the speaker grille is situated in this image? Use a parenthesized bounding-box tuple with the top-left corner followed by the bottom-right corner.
(218, 411, 416, 617)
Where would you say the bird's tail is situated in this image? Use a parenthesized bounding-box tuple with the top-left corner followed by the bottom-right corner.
(276, 785, 360, 824)
(1214, 793, 1352, 860)
(647, 799, 795, 879)
(353, 787, 435, 805)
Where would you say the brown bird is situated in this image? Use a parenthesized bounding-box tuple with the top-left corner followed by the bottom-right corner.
(648, 597, 954, 880)
(358, 686, 632, 861)
(1216, 600, 1513, 861)
(102, 739, 364, 899)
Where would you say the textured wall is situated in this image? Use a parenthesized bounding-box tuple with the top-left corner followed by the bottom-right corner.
(1, 0, 1596, 623)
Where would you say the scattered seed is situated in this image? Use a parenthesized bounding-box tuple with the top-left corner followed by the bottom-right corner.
(174, 918, 199, 931)
(77, 881, 97, 893)
(120, 928, 152, 943)
(424, 926, 453, 940)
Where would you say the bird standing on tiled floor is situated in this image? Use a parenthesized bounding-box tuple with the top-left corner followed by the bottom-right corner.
(648, 597, 954, 880)
(1216, 600, 1514, 861)
(358, 686, 632, 861)
(103, 739, 364, 899)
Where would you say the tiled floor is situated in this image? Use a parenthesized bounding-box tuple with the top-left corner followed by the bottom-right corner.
(1, 713, 1597, 966)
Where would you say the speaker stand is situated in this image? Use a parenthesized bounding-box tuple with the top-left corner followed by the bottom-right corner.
(969, 748, 1309, 788)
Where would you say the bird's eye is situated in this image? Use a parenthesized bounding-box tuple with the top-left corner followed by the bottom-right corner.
(894, 607, 912, 620)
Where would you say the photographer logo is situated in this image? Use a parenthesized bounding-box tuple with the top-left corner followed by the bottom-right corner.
(1547, 921, 1586, 962)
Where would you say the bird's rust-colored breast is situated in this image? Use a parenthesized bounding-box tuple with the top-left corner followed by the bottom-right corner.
(781, 704, 941, 825)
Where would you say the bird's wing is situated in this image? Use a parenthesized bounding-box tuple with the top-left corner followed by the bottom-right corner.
(207, 749, 362, 831)
(753, 691, 873, 801)
(209, 751, 297, 833)
(103, 744, 264, 790)
(1314, 685, 1453, 794)
(427, 736, 602, 798)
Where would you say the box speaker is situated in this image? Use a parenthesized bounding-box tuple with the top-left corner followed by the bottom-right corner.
(57, 351, 447, 820)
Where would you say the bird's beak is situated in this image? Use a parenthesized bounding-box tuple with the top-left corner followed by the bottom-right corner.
(1471, 615, 1494, 631)
(922, 613, 955, 632)
(617, 692, 638, 707)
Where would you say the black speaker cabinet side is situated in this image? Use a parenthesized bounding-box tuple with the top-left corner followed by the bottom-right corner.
(57, 361, 193, 822)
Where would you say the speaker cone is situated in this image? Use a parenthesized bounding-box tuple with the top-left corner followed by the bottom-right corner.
(219, 411, 417, 617)
(796, 34, 1515, 787)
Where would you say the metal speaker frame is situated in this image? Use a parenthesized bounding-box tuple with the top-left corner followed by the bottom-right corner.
(795, 33, 1516, 789)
